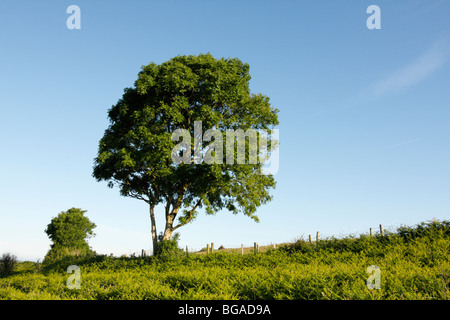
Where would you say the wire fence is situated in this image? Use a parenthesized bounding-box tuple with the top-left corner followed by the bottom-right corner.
(109, 222, 411, 258)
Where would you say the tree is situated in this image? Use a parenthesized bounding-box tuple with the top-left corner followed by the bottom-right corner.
(44, 207, 96, 256)
(93, 53, 279, 254)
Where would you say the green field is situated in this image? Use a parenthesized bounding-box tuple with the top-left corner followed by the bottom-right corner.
(1, 220, 449, 300)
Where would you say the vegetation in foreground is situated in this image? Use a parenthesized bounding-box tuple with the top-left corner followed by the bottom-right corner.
(0, 220, 449, 300)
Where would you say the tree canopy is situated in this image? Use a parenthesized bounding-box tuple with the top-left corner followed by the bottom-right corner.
(45, 207, 96, 250)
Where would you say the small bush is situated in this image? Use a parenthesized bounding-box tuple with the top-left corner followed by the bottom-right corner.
(0, 253, 18, 277)
(42, 246, 97, 273)
(154, 233, 185, 262)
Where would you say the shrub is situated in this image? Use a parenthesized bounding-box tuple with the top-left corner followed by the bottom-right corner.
(45, 208, 96, 250)
(42, 207, 97, 272)
(42, 246, 97, 273)
(0, 253, 18, 277)
(154, 232, 185, 262)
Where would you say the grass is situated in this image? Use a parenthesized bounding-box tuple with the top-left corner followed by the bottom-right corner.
(0, 219, 449, 300)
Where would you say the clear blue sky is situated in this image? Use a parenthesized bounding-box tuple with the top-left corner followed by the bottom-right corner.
(1, 0, 449, 261)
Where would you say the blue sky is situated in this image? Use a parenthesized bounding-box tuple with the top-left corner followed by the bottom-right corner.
(1, 1, 449, 261)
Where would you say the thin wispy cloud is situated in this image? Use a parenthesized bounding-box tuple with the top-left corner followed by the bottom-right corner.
(379, 138, 421, 151)
(368, 39, 449, 98)
(309, 38, 450, 118)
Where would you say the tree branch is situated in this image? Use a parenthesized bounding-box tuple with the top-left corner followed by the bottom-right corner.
(172, 197, 203, 231)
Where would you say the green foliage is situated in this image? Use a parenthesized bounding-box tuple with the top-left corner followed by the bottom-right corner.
(43, 208, 96, 270)
(0, 253, 17, 277)
(397, 219, 450, 240)
(153, 233, 185, 262)
(1, 220, 449, 300)
(45, 208, 96, 249)
(42, 247, 98, 273)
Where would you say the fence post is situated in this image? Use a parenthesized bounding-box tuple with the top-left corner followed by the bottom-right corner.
(370, 228, 373, 237)
(207, 243, 210, 254)
(254, 242, 258, 254)
(186, 245, 189, 257)
(309, 234, 312, 244)
(211, 242, 214, 253)
(379, 224, 384, 236)
(241, 244, 244, 255)
(316, 231, 320, 243)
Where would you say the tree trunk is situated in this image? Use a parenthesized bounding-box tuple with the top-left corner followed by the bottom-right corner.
(149, 204, 157, 254)
(163, 205, 182, 241)
(163, 213, 175, 241)
(161, 195, 202, 242)
(162, 188, 186, 241)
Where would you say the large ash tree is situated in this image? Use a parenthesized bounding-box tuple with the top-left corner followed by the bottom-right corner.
(93, 53, 279, 254)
